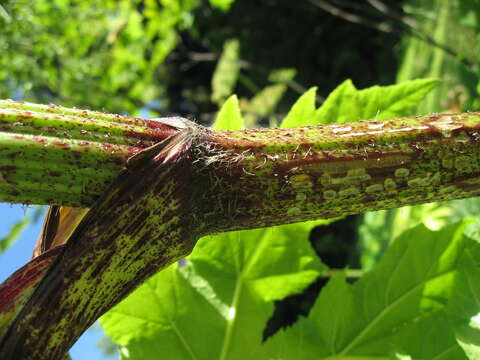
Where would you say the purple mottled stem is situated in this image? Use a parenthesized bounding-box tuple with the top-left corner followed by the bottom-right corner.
(200, 112, 480, 232)
(1, 100, 480, 359)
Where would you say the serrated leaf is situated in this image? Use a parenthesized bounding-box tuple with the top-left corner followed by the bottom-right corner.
(280, 87, 317, 128)
(265, 221, 470, 359)
(101, 220, 330, 360)
(211, 39, 240, 105)
(313, 78, 439, 124)
(213, 94, 245, 130)
(356, 79, 440, 120)
(313, 79, 358, 124)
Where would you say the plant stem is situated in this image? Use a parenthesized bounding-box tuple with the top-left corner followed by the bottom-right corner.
(200, 112, 480, 233)
(0, 99, 178, 205)
(0, 127, 202, 359)
(3, 100, 480, 227)
(2, 100, 480, 359)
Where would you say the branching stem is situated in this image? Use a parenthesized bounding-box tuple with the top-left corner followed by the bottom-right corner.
(2, 100, 480, 358)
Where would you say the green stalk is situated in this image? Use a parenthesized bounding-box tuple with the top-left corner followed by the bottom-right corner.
(3, 99, 480, 224)
(0, 99, 178, 205)
(2, 100, 480, 359)
(201, 112, 480, 232)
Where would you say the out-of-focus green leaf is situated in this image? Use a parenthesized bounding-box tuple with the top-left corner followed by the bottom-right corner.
(268, 68, 297, 84)
(314, 78, 439, 124)
(0, 206, 44, 253)
(265, 221, 470, 359)
(242, 84, 287, 126)
(280, 87, 317, 128)
(211, 39, 240, 105)
(0, 218, 29, 253)
(213, 95, 245, 130)
(209, 0, 235, 11)
(101, 220, 330, 360)
(398, 1, 480, 113)
(0, 0, 199, 113)
(0, 4, 10, 23)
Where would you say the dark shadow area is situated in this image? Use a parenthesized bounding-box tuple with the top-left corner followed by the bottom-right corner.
(263, 215, 361, 341)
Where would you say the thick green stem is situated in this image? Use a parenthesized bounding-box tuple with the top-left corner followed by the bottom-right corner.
(3, 100, 480, 223)
(2, 100, 480, 359)
(0, 127, 203, 359)
(200, 112, 480, 232)
(0, 99, 178, 205)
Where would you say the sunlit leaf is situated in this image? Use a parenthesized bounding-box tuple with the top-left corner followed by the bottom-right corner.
(314, 78, 439, 124)
(265, 221, 470, 359)
(280, 79, 437, 129)
(448, 243, 480, 359)
(280, 87, 317, 128)
(213, 95, 245, 130)
(393, 312, 467, 360)
(101, 220, 330, 360)
(359, 203, 454, 270)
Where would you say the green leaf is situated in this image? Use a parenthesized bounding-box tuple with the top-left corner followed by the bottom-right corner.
(393, 312, 467, 360)
(101, 220, 330, 360)
(209, 0, 236, 12)
(396, 2, 469, 114)
(280, 79, 437, 128)
(0, 217, 29, 253)
(448, 243, 480, 359)
(359, 203, 454, 270)
(280, 87, 317, 128)
(211, 39, 240, 105)
(313, 78, 439, 124)
(0, 206, 44, 253)
(213, 95, 245, 130)
(313, 79, 358, 124)
(242, 84, 287, 127)
(265, 221, 470, 359)
(268, 68, 297, 84)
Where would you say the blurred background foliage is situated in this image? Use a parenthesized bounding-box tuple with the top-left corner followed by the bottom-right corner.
(0, 0, 402, 122)
(0, 206, 43, 253)
(1, 0, 479, 124)
(2, 0, 480, 357)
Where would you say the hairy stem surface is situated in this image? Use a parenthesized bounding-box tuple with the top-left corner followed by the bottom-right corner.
(2, 100, 480, 358)
(0, 99, 178, 205)
(201, 112, 480, 231)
